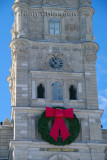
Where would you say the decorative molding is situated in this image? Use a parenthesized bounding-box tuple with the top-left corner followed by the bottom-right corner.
(84, 53, 97, 62)
(40, 53, 74, 72)
(32, 81, 36, 100)
(49, 154, 71, 160)
(43, 0, 66, 6)
(82, 42, 99, 53)
(10, 41, 29, 58)
(7, 68, 16, 106)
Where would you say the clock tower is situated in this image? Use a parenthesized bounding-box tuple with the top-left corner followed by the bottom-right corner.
(8, 0, 107, 159)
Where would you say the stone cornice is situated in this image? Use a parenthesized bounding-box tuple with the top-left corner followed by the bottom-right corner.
(10, 38, 99, 51)
(78, 6, 95, 16)
(11, 106, 103, 117)
(12, 2, 29, 12)
(9, 140, 107, 148)
(10, 38, 82, 50)
(12, 2, 94, 14)
(82, 41, 99, 53)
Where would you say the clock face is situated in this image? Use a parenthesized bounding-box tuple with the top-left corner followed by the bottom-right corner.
(49, 57, 63, 69)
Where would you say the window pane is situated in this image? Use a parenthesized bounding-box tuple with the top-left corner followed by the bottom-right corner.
(55, 23, 59, 28)
(55, 29, 60, 35)
(50, 18, 59, 23)
(49, 18, 60, 35)
(50, 29, 54, 34)
(52, 82, 63, 100)
(50, 23, 54, 28)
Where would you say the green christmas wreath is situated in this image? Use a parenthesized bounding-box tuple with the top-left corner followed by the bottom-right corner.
(38, 107, 80, 146)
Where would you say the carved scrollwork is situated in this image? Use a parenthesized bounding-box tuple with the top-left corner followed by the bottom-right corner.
(82, 42, 99, 53)
(40, 53, 74, 72)
(84, 53, 97, 62)
(7, 74, 15, 106)
(7, 54, 16, 106)
(10, 40, 29, 58)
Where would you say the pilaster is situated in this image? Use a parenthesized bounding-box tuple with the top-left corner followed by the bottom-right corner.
(79, 7, 94, 42)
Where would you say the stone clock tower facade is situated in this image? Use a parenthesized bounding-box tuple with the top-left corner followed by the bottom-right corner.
(6, 0, 107, 159)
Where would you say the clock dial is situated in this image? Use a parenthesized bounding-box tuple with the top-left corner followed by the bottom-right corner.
(49, 57, 63, 69)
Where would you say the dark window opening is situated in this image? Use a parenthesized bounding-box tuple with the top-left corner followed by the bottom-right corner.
(69, 85, 77, 100)
(37, 84, 45, 98)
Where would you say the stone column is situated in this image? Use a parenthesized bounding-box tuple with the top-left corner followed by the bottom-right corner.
(16, 8, 25, 38)
(83, 42, 99, 110)
(79, 7, 94, 42)
(63, 80, 68, 100)
(61, 16, 67, 41)
(10, 40, 29, 107)
(47, 80, 52, 100)
(13, 4, 29, 38)
(32, 81, 36, 99)
(78, 82, 83, 100)
(81, 118, 90, 141)
(89, 116, 102, 141)
(31, 117, 36, 139)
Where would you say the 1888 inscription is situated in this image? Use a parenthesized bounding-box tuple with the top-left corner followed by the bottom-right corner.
(40, 148, 79, 152)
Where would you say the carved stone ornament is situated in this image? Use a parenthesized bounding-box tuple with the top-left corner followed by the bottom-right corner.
(10, 41, 29, 58)
(83, 42, 99, 53)
(84, 53, 97, 62)
(49, 154, 71, 160)
(7, 56, 16, 106)
(7, 76, 15, 106)
(3, 118, 11, 126)
(40, 54, 73, 72)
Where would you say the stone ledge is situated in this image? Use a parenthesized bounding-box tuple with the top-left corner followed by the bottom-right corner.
(9, 140, 107, 149)
(11, 106, 103, 115)
(10, 37, 98, 48)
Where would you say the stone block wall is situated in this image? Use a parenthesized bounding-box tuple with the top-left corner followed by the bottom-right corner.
(12, 0, 94, 42)
(102, 130, 107, 143)
(0, 125, 13, 159)
(11, 107, 103, 142)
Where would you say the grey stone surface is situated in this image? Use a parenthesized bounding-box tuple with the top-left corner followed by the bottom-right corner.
(1, 0, 107, 160)
(102, 130, 107, 143)
(0, 125, 13, 158)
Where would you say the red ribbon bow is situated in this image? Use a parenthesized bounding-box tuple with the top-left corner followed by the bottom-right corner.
(46, 107, 73, 142)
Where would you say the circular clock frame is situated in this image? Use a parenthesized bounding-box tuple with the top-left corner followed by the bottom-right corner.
(49, 57, 63, 69)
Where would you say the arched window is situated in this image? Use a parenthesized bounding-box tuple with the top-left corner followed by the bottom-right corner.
(49, 18, 60, 35)
(52, 82, 63, 100)
(69, 85, 77, 100)
(37, 84, 45, 98)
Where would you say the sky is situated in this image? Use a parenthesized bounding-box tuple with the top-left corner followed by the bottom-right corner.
(0, 0, 107, 129)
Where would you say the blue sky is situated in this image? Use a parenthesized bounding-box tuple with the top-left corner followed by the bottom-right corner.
(0, 1, 107, 129)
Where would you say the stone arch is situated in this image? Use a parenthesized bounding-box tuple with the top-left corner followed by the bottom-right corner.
(49, 154, 71, 160)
